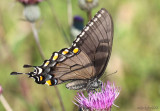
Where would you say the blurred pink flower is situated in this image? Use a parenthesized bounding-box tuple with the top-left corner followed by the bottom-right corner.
(18, 0, 44, 5)
(0, 85, 3, 95)
(74, 81, 120, 111)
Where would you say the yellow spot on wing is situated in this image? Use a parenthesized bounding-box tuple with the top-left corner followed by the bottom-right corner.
(46, 80, 52, 86)
(40, 76, 43, 81)
(44, 61, 50, 66)
(73, 48, 79, 53)
(53, 53, 58, 60)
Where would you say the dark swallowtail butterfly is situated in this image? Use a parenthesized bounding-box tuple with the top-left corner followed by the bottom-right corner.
(11, 8, 113, 91)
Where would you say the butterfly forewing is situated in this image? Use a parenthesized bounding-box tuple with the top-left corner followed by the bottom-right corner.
(74, 8, 113, 78)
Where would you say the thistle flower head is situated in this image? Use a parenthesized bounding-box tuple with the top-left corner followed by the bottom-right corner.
(74, 81, 120, 111)
(18, 0, 44, 5)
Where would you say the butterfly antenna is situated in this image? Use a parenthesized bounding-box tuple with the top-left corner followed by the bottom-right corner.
(101, 70, 118, 81)
(107, 70, 118, 76)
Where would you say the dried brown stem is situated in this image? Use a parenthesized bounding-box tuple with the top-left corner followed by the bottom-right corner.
(54, 86, 65, 111)
(67, 0, 72, 27)
(30, 23, 45, 60)
(87, 10, 92, 21)
(0, 95, 13, 111)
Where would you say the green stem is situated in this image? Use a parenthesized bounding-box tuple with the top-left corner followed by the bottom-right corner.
(46, 0, 71, 45)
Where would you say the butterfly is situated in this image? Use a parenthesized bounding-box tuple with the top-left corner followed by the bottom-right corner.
(11, 8, 114, 92)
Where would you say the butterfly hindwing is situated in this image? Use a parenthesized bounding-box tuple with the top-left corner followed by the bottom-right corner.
(52, 50, 95, 84)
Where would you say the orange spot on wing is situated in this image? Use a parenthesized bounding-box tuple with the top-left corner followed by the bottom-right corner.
(62, 50, 68, 55)
(46, 80, 52, 86)
(40, 76, 43, 81)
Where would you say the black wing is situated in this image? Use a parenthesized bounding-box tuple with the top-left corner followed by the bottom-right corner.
(11, 8, 113, 86)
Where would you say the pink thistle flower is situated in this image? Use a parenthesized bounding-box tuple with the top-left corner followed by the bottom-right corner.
(18, 0, 44, 5)
(0, 85, 2, 95)
(74, 81, 120, 111)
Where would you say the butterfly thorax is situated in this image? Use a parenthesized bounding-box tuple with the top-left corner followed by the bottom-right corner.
(86, 78, 102, 91)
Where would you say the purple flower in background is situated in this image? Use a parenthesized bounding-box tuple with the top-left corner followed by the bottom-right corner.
(18, 0, 44, 5)
(71, 16, 84, 38)
(0, 85, 2, 95)
(74, 81, 120, 111)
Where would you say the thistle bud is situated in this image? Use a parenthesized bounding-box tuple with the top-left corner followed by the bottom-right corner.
(18, 0, 43, 5)
(17, 0, 44, 22)
(78, 0, 99, 11)
(23, 5, 41, 22)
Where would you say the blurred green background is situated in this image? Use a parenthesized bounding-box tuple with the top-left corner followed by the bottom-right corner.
(0, 0, 160, 111)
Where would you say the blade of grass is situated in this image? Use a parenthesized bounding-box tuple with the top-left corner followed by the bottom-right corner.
(30, 23, 45, 60)
(45, 0, 71, 45)
(67, 0, 72, 27)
